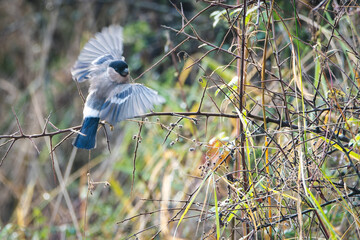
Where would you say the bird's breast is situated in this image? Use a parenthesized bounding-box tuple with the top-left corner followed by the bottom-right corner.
(107, 67, 129, 83)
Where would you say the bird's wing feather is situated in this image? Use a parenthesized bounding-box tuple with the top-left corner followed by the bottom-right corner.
(99, 84, 165, 125)
(71, 25, 124, 82)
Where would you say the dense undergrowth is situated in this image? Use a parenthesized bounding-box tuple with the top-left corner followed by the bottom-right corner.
(0, 0, 360, 239)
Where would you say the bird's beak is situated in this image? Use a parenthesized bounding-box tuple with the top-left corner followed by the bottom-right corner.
(120, 68, 129, 77)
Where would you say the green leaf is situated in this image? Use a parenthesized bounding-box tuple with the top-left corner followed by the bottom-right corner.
(213, 174, 221, 240)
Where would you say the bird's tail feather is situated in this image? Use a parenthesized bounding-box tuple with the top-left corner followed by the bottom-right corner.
(73, 117, 100, 149)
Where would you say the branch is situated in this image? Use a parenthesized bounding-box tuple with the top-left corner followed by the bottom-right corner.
(256, 191, 360, 231)
(0, 125, 81, 140)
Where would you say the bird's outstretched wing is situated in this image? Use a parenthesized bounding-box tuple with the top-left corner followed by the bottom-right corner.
(99, 84, 165, 125)
(71, 25, 124, 82)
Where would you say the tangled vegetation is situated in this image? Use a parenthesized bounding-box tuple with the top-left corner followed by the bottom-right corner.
(0, 0, 359, 239)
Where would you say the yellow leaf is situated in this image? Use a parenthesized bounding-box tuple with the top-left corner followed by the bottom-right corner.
(109, 176, 123, 198)
(179, 58, 195, 85)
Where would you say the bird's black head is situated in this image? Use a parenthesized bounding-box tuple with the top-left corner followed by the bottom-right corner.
(109, 60, 129, 77)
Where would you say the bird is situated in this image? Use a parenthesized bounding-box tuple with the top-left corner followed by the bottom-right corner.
(71, 25, 165, 149)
